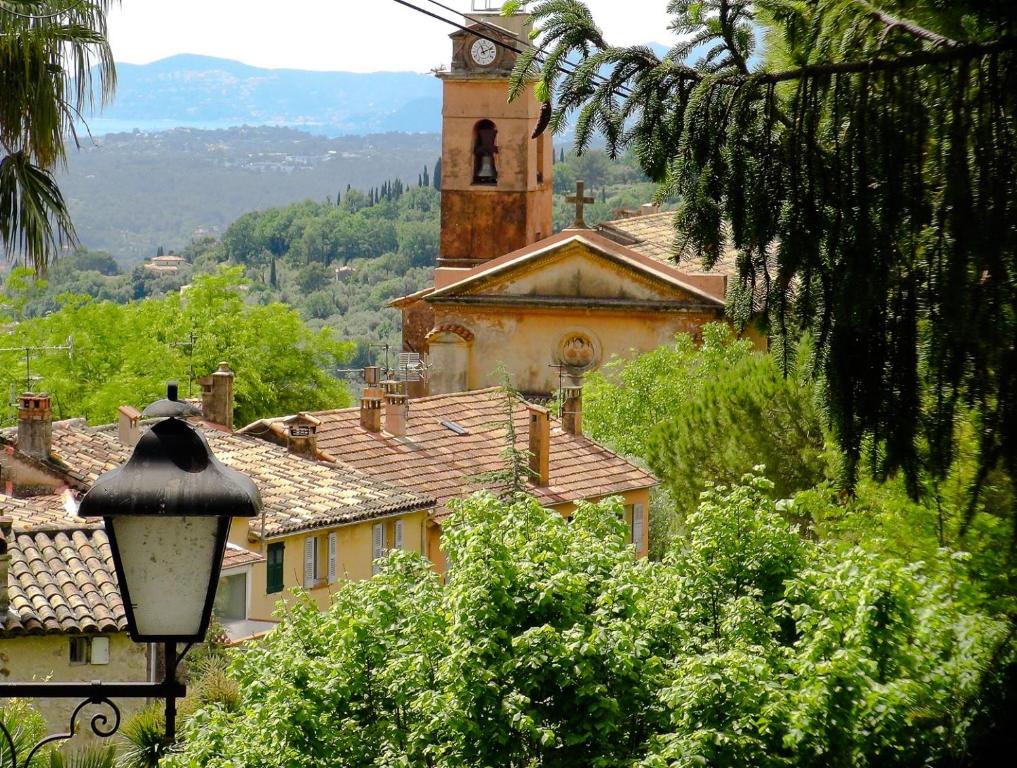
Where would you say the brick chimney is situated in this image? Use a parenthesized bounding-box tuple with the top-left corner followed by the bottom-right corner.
(360, 392, 383, 433)
(527, 404, 550, 486)
(17, 393, 52, 460)
(562, 382, 583, 437)
(0, 516, 11, 617)
(283, 413, 321, 458)
(200, 362, 235, 430)
(118, 405, 142, 446)
(384, 390, 408, 438)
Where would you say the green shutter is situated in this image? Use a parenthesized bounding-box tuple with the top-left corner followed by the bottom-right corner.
(267, 542, 285, 594)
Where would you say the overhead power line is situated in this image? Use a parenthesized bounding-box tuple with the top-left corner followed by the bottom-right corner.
(388, 0, 634, 100)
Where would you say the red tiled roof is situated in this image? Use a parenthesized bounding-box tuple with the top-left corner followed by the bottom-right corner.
(223, 543, 263, 570)
(47, 422, 433, 538)
(243, 388, 657, 521)
(0, 493, 100, 532)
(4, 528, 126, 636)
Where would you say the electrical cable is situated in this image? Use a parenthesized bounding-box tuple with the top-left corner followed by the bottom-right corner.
(417, 0, 634, 98)
(389, 0, 634, 100)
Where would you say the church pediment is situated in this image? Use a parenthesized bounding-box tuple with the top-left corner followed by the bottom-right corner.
(426, 233, 726, 308)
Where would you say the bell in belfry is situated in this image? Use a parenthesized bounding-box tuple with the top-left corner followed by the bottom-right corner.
(473, 119, 499, 184)
(476, 153, 496, 182)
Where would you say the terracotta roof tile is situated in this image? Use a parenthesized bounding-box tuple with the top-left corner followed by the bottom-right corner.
(597, 213, 783, 312)
(598, 211, 740, 274)
(223, 543, 263, 570)
(46, 423, 432, 538)
(3, 528, 126, 637)
(0, 494, 101, 532)
(243, 389, 657, 521)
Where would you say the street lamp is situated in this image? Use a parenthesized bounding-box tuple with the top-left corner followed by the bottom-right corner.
(80, 416, 260, 643)
(0, 400, 261, 762)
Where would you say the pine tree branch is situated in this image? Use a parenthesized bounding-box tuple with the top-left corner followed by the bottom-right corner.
(637, 37, 1016, 87)
(853, 1, 959, 48)
(743, 37, 1017, 84)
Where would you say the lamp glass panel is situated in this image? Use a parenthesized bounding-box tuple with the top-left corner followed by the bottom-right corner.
(110, 515, 220, 638)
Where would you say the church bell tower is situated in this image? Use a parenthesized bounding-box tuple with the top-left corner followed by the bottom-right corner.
(437, 5, 554, 268)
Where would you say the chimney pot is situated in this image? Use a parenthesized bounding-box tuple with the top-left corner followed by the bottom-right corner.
(527, 404, 551, 486)
(360, 394, 383, 433)
(167, 382, 179, 401)
(118, 405, 142, 447)
(562, 383, 583, 437)
(17, 393, 53, 461)
(384, 391, 408, 437)
(199, 362, 235, 430)
(364, 366, 380, 387)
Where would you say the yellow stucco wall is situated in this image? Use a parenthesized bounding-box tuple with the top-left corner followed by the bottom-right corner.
(426, 241, 727, 393)
(0, 633, 149, 731)
(432, 303, 722, 394)
(239, 510, 430, 622)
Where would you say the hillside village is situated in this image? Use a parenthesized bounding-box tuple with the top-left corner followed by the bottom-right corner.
(1, 1, 1016, 767)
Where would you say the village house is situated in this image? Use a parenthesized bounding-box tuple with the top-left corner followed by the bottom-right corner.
(392, 5, 756, 397)
(142, 252, 186, 273)
(0, 378, 435, 624)
(240, 374, 657, 575)
(1, 354, 654, 726)
(0, 500, 150, 731)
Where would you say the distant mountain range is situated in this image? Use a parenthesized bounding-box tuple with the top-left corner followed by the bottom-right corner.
(81, 54, 444, 136)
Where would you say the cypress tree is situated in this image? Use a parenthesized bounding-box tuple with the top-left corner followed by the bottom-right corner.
(269, 257, 277, 288)
(423, 165, 430, 188)
(433, 158, 442, 190)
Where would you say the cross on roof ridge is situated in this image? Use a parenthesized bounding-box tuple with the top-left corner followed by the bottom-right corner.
(566, 180, 595, 229)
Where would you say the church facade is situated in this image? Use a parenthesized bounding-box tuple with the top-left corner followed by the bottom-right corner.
(394, 6, 742, 396)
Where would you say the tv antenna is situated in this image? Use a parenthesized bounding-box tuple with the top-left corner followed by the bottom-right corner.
(0, 337, 74, 396)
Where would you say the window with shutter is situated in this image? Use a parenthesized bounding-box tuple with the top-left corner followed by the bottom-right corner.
(372, 523, 384, 575)
(328, 532, 337, 583)
(304, 536, 317, 586)
(394, 519, 404, 550)
(633, 504, 646, 554)
(266, 542, 285, 594)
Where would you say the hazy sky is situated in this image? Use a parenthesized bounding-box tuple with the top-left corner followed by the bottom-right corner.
(107, 1, 675, 72)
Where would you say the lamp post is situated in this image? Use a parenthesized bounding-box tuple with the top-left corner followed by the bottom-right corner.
(0, 403, 261, 764)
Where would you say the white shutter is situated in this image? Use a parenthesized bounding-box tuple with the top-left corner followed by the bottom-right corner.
(633, 504, 646, 555)
(304, 537, 316, 586)
(394, 519, 404, 551)
(328, 532, 337, 583)
(372, 523, 384, 575)
(90, 637, 110, 665)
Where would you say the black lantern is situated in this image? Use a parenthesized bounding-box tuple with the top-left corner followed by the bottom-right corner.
(78, 416, 261, 643)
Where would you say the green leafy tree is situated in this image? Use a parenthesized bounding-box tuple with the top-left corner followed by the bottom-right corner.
(164, 483, 1014, 768)
(0, 267, 352, 425)
(509, 0, 1017, 517)
(1, 0, 116, 269)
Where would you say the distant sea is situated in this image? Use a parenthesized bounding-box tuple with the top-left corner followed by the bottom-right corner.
(78, 117, 335, 137)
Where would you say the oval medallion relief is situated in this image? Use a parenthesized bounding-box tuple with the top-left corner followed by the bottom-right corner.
(556, 331, 600, 373)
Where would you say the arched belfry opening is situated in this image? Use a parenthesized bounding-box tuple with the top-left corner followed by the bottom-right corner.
(473, 119, 498, 185)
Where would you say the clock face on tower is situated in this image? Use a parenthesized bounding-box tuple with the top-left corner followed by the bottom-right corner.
(470, 38, 498, 66)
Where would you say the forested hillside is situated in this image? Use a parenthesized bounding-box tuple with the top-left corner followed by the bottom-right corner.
(56, 127, 442, 262)
(11, 151, 657, 368)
